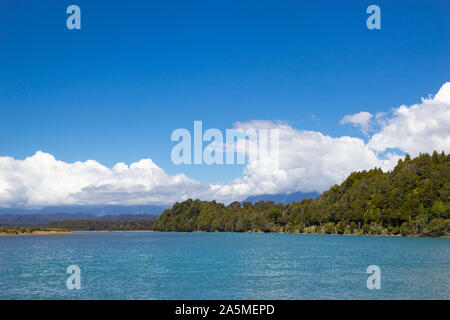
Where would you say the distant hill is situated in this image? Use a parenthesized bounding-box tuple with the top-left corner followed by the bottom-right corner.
(244, 191, 319, 204)
(0, 213, 159, 227)
(45, 219, 155, 231)
(96, 214, 159, 221)
(0, 204, 169, 216)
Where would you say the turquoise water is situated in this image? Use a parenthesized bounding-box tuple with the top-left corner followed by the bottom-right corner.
(0, 232, 448, 299)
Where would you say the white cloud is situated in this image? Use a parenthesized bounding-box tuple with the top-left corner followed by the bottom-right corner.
(340, 111, 373, 135)
(368, 82, 450, 156)
(211, 82, 450, 201)
(209, 121, 400, 202)
(0, 130, 400, 207)
(0, 83, 448, 208)
(0, 151, 209, 208)
(434, 82, 450, 103)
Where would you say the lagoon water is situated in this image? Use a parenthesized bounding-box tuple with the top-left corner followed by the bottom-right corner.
(0, 232, 449, 299)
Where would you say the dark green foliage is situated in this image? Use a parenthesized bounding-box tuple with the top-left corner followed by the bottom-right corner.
(45, 219, 154, 231)
(153, 152, 449, 237)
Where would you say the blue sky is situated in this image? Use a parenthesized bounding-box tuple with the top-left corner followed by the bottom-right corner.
(0, 1, 449, 207)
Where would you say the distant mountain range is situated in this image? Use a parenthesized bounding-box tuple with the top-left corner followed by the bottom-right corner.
(0, 204, 170, 216)
(0, 213, 159, 227)
(0, 204, 168, 226)
(243, 191, 320, 204)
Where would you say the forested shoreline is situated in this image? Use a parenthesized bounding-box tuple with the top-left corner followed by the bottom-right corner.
(152, 152, 449, 237)
(45, 219, 155, 231)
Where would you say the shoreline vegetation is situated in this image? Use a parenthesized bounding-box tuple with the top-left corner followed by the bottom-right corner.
(1, 152, 448, 238)
(0, 227, 71, 236)
(45, 219, 155, 232)
(2, 229, 448, 239)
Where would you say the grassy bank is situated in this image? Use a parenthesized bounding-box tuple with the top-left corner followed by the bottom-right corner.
(0, 227, 71, 236)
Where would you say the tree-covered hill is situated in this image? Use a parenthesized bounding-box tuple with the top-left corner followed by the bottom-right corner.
(153, 152, 449, 237)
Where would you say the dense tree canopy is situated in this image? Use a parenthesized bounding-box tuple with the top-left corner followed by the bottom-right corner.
(45, 219, 154, 231)
(153, 152, 449, 237)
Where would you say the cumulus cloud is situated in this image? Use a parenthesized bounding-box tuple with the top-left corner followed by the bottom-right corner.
(206, 83, 450, 201)
(0, 132, 398, 207)
(434, 82, 450, 103)
(0, 83, 448, 208)
(368, 82, 450, 156)
(0, 151, 209, 208)
(340, 111, 373, 135)
(209, 121, 400, 202)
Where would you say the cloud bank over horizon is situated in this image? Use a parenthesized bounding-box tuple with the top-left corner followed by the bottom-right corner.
(1, 83, 449, 208)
